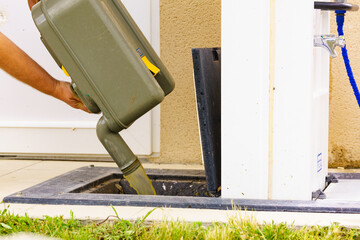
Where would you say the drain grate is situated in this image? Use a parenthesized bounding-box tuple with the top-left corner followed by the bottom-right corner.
(70, 172, 211, 197)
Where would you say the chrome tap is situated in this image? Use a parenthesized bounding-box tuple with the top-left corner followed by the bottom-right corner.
(314, 35, 345, 58)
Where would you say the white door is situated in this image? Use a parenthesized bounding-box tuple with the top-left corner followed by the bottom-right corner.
(0, 0, 160, 157)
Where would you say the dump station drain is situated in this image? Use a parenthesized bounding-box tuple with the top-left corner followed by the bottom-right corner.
(71, 173, 213, 197)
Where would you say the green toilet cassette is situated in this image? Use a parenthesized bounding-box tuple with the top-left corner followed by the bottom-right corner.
(32, 0, 175, 131)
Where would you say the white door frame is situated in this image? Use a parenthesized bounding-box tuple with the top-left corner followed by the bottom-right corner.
(0, 0, 161, 157)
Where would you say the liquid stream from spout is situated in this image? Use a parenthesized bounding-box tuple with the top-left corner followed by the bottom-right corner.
(124, 165, 156, 195)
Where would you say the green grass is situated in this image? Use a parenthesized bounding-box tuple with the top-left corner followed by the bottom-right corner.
(1, 206, 360, 240)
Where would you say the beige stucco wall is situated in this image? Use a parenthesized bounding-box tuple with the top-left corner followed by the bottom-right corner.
(329, 1, 360, 168)
(156, 1, 360, 168)
(154, 0, 221, 164)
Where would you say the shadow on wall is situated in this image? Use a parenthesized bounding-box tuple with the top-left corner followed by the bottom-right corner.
(329, 144, 360, 168)
(329, 0, 360, 169)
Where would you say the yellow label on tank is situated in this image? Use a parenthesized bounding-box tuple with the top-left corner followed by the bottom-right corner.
(141, 56, 160, 76)
(61, 66, 70, 77)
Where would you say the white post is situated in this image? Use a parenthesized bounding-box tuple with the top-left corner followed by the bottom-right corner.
(271, 0, 329, 200)
(271, 0, 314, 200)
(222, 0, 270, 199)
(222, 0, 329, 200)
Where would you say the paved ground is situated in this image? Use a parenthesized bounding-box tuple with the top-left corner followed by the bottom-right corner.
(1, 160, 360, 228)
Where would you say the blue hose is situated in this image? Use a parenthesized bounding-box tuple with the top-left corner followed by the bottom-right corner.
(335, 10, 360, 108)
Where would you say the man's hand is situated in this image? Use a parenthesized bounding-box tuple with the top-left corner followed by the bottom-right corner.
(28, 0, 39, 9)
(53, 81, 90, 113)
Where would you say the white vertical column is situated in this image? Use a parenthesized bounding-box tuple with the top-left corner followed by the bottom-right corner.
(150, 0, 161, 154)
(222, 0, 328, 200)
(271, 0, 323, 200)
(222, 0, 270, 199)
(311, 9, 330, 196)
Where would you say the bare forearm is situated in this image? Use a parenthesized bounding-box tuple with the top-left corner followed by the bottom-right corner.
(0, 32, 58, 97)
(0, 2, 89, 113)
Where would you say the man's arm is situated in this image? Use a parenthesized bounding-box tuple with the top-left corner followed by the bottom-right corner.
(0, 32, 89, 112)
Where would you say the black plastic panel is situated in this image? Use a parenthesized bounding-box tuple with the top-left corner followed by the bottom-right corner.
(192, 48, 221, 194)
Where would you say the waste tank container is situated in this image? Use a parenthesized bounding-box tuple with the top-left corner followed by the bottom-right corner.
(32, 0, 175, 174)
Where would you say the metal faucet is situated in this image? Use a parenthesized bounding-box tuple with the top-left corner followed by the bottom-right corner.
(314, 35, 346, 58)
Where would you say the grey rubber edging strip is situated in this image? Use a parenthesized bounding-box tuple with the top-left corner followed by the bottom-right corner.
(3, 167, 360, 214)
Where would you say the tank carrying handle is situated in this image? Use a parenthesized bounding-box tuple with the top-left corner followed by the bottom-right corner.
(141, 56, 160, 76)
(136, 48, 160, 76)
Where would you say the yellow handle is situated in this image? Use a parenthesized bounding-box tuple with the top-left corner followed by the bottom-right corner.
(141, 56, 160, 76)
(61, 65, 70, 77)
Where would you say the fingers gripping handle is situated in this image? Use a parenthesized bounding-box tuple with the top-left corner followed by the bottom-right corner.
(70, 82, 101, 113)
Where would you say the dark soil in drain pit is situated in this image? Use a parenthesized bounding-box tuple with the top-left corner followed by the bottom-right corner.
(83, 178, 213, 197)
